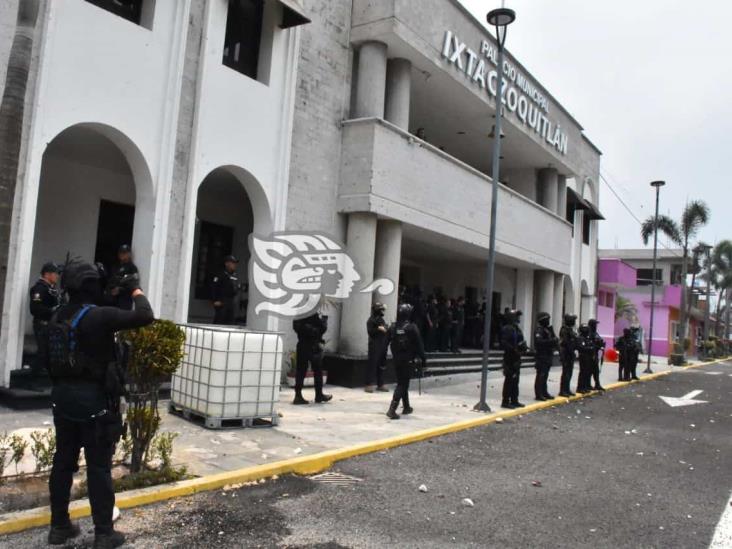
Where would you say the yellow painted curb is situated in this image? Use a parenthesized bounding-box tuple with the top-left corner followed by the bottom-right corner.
(0, 358, 728, 536)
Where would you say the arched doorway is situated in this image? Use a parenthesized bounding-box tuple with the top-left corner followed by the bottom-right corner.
(187, 167, 261, 326)
(29, 124, 154, 332)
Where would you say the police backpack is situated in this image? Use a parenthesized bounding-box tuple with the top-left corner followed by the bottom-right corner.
(390, 322, 411, 357)
(46, 305, 95, 377)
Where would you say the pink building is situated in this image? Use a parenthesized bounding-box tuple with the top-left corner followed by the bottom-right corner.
(598, 250, 704, 357)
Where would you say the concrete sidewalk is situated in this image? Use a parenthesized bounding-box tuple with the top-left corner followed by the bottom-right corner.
(0, 355, 689, 479)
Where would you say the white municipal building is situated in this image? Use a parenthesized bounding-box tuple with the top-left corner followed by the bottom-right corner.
(0, 0, 602, 387)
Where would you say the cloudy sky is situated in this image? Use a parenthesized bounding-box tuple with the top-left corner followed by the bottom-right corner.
(458, 0, 732, 251)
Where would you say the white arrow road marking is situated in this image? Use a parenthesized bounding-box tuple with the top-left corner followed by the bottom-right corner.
(710, 493, 732, 548)
(659, 390, 708, 408)
(706, 371, 724, 376)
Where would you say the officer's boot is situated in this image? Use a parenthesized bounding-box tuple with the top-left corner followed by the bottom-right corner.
(293, 387, 309, 405)
(402, 392, 413, 415)
(314, 371, 332, 403)
(93, 531, 126, 549)
(48, 523, 81, 545)
(386, 399, 401, 420)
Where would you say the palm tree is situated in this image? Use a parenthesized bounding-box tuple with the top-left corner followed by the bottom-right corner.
(641, 200, 710, 354)
(711, 240, 732, 338)
(0, 0, 41, 325)
(615, 294, 639, 325)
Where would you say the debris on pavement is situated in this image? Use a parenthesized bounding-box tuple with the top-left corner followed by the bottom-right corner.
(419, 484, 429, 493)
(462, 498, 475, 507)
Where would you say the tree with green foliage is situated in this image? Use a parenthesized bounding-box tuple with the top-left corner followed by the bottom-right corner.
(641, 200, 710, 357)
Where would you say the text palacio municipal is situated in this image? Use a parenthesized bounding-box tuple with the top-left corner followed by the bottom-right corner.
(442, 30, 569, 156)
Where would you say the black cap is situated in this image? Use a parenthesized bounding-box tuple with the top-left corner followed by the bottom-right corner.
(41, 262, 59, 275)
(224, 255, 239, 264)
(537, 312, 551, 323)
(118, 244, 132, 254)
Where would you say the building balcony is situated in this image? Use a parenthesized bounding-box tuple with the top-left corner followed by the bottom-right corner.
(337, 118, 573, 273)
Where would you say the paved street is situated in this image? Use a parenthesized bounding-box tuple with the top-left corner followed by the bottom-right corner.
(0, 355, 681, 478)
(2, 359, 731, 548)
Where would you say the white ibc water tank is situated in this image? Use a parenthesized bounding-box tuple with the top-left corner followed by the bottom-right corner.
(171, 325, 284, 422)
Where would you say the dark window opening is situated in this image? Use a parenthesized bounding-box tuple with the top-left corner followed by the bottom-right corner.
(223, 0, 264, 79)
(637, 268, 663, 287)
(582, 215, 591, 245)
(194, 221, 234, 300)
(670, 264, 683, 285)
(94, 200, 135, 275)
(85, 0, 147, 26)
(566, 198, 577, 225)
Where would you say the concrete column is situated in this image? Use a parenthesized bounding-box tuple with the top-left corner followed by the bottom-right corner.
(340, 213, 378, 355)
(385, 58, 412, 130)
(538, 168, 559, 213)
(354, 41, 388, 119)
(557, 175, 568, 219)
(536, 270, 555, 321)
(374, 220, 402, 324)
(515, 268, 535, 337)
(553, 274, 564, 333)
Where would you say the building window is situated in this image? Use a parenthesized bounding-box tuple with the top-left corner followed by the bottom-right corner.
(637, 268, 662, 287)
(606, 292, 614, 309)
(223, 0, 264, 80)
(194, 221, 234, 300)
(670, 263, 683, 285)
(84, 0, 155, 28)
(582, 215, 591, 245)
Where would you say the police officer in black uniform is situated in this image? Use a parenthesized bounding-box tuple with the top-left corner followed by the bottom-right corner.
(365, 302, 389, 393)
(211, 255, 241, 325)
(386, 303, 426, 420)
(588, 318, 606, 391)
(576, 325, 595, 393)
(558, 314, 578, 397)
(47, 260, 153, 548)
(616, 328, 632, 381)
(500, 310, 527, 409)
(105, 245, 139, 310)
(29, 262, 61, 374)
(292, 312, 332, 405)
(629, 326, 643, 380)
(534, 312, 559, 401)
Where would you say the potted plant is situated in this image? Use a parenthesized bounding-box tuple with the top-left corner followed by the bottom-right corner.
(669, 342, 685, 366)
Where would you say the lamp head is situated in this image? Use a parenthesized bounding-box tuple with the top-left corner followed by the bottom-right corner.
(650, 180, 666, 188)
(487, 7, 516, 48)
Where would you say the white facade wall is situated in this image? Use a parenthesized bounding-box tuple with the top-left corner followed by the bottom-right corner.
(0, 0, 303, 385)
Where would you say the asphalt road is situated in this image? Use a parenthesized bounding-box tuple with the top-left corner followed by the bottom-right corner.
(3, 360, 731, 549)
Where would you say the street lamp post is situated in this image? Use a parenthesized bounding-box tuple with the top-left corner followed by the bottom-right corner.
(475, 6, 516, 412)
(644, 180, 665, 374)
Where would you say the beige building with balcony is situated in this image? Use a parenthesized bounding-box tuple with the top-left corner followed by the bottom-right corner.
(286, 0, 603, 357)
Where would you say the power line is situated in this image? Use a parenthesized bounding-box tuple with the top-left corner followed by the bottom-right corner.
(599, 172, 682, 258)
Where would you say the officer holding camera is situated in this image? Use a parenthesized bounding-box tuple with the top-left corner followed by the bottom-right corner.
(46, 260, 154, 549)
(105, 244, 139, 310)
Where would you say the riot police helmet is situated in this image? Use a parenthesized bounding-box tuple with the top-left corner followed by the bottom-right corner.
(537, 312, 551, 326)
(588, 318, 599, 328)
(563, 314, 577, 326)
(623, 327, 632, 337)
(578, 324, 590, 336)
(372, 302, 386, 316)
(397, 303, 413, 321)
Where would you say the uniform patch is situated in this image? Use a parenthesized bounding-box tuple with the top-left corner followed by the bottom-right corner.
(32, 293, 41, 301)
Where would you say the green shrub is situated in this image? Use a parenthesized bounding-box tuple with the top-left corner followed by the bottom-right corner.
(9, 434, 27, 475)
(122, 320, 185, 473)
(29, 429, 55, 473)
